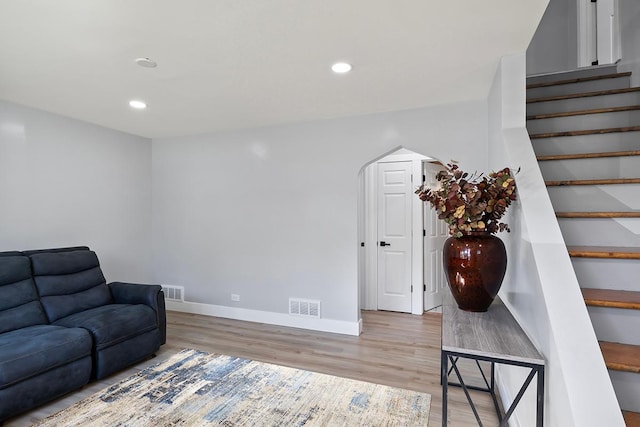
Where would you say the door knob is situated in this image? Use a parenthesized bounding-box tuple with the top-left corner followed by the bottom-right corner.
(379, 241, 391, 247)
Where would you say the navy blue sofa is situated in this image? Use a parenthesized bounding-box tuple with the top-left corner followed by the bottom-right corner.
(0, 247, 166, 422)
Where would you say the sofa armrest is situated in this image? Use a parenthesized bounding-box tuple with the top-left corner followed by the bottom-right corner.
(108, 282, 167, 345)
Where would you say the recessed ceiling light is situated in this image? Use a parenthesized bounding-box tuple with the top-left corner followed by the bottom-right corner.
(331, 62, 352, 74)
(135, 57, 157, 68)
(129, 100, 147, 109)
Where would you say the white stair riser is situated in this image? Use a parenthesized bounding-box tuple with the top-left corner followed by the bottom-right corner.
(527, 76, 630, 98)
(527, 91, 640, 116)
(527, 110, 640, 134)
(609, 370, 640, 412)
(547, 184, 640, 212)
(531, 132, 640, 156)
(587, 306, 640, 345)
(559, 218, 640, 247)
(572, 258, 640, 292)
(539, 156, 640, 181)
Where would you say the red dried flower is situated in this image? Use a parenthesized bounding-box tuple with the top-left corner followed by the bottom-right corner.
(415, 162, 518, 238)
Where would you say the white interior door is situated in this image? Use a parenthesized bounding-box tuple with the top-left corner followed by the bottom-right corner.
(377, 161, 412, 312)
(423, 162, 448, 311)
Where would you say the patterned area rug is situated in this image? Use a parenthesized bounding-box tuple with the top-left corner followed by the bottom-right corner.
(35, 349, 431, 426)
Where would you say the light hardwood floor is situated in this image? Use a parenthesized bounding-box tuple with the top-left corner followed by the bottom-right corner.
(6, 310, 499, 426)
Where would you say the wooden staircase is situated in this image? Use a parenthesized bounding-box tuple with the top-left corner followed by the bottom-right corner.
(527, 66, 640, 424)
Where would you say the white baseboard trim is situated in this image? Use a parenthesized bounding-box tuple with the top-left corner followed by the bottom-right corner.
(166, 300, 361, 336)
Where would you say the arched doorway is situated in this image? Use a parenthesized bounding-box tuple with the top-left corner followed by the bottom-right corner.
(357, 147, 447, 316)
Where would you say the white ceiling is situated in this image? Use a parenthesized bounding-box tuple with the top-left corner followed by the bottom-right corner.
(0, 1, 548, 139)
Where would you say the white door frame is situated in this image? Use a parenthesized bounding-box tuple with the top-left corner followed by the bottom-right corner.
(577, 0, 621, 67)
(596, 0, 621, 65)
(360, 149, 430, 315)
(577, 0, 597, 67)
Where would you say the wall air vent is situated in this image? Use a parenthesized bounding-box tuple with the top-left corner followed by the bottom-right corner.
(289, 298, 321, 318)
(161, 285, 184, 302)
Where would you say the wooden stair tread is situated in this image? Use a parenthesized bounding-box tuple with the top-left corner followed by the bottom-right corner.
(600, 341, 640, 373)
(546, 178, 640, 186)
(526, 72, 631, 89)
(582, 289, 640, 310)
(527, 105, 640, 121)
(529, 125, 640, 139)
(568, 246, 640, 259)
(538, 150, 640, 161)
(624, 411, 640, 427)
(556, 211, 640, 218)
(527, 86, 640, 104)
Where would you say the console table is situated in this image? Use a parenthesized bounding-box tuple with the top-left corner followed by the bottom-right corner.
(441, 292, 545, 426)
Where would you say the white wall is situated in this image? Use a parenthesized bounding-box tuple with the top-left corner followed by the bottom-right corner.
(489, 54, 624, 426)
(618, 0, 640, 86)
(152, 103, 488, 332)
(0, 100, 153, 283)
(529, 0, 640, 80)
(527, 0, 578, 75)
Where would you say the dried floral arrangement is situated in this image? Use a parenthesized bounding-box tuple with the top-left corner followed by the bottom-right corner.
(415, 162, 518, 238)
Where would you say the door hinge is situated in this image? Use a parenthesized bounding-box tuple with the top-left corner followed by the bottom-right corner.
(422, 174, 426, 182)
(423, 284, 427, 292)
(591, 0, 597, 3)
(360, 242, 364, 247)
(423, 229, 426, 237)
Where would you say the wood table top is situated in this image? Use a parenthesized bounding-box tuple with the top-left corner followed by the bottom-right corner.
(442, 292, 544, 366)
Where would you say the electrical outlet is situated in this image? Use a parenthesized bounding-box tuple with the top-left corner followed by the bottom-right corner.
(231, 294, 240, 302)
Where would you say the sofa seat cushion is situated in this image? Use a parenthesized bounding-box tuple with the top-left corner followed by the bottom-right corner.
(0, 325, 92, 390)
(53, 304, 158, 350)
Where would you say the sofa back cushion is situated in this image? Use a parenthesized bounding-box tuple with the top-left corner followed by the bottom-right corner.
(30, 249, 113, 322)
(24, 246, 90, 256)
(0, 255, 48, 333)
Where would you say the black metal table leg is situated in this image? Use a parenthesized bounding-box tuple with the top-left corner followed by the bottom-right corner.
(536, 366, 545, 427)
(442, 350, 448, 426)
(450, 355, 484, 426)
(441, 351, 545, 427)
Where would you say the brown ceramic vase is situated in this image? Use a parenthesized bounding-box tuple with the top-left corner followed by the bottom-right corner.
(443, 231, 507, 312)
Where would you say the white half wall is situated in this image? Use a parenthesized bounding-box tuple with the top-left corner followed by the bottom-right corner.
(489, 54, 624, 426)
(0, 100, 153, 283)
(151, 103, 488, 331)
(526, 0, 577, 75)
